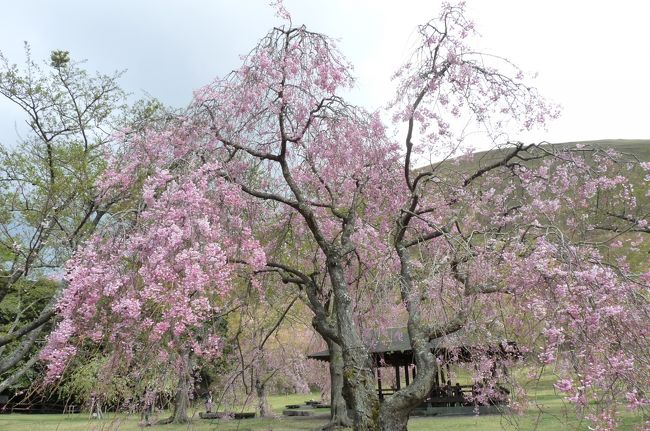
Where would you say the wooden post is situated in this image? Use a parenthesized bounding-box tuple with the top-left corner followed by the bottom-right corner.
(434, 363, 439, 388)
(404, 365, 410, 386)
(395, 365, 401, 390)
(377, 367, 383, 401)
(412, 365, 416, 380)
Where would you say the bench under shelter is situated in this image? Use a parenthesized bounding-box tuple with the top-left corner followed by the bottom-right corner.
(308, 327, 517, 409)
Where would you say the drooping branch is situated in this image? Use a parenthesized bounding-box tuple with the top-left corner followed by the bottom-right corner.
(264, 262, 339, 343)
(463, 142, 532, 187)
(0, 354, 39, 393)
(259, 295, 299, 350)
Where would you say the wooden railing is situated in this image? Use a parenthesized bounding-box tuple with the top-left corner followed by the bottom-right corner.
(0, 402, 80, 414)
(378, 384, 507, 407)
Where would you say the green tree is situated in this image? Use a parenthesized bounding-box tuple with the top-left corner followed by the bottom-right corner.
(0, 45, 128, 392)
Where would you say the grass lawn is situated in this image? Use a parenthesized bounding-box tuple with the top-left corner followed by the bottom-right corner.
(0, 376, 646, 430)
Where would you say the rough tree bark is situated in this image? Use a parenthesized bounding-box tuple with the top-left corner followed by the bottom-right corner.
(255, 377, 272, 418)
(378, 327, 437, 431)
(327, 259, 380, 431)
(326, 338, 352, 428)
(159, 350, 192, 424)
(285, 259, 378, 430)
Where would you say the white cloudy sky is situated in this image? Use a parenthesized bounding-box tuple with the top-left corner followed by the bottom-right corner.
(1, 0, 649, 148)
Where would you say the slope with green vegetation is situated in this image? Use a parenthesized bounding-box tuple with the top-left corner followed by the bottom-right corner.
(453, 139, 650, 269)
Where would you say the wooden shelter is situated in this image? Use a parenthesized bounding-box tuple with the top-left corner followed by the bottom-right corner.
(308, 327, 517, 406)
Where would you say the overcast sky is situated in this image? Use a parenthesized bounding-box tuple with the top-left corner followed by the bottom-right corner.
(1, 0, 649, 148)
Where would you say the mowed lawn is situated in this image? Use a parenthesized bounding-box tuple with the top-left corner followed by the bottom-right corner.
(0, 376, 645, 430)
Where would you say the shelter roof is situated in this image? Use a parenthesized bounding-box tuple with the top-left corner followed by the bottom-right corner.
(308, 327, 516, 366)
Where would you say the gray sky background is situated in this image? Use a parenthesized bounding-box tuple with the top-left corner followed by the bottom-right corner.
(1, 0, 649, 149)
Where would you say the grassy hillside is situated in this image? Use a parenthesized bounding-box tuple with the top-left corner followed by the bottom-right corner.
(442, 139, 650, 270)
(470, 139, 650, 166)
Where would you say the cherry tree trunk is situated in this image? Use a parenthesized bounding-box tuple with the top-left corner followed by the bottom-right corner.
(378, 327, 438, 431)
(255, 378, 272, 418)
(171, 351, 192, 424)
(328, 258, 380, 431)
(327, 338, 352, 428)
(378, 389, 419, 431)
(339, 329, 379, 431)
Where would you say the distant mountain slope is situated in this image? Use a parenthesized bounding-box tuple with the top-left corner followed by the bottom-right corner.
(469, 139, 650, 168)
(554, 139, 650, 157)
(456, 139, 650, 270)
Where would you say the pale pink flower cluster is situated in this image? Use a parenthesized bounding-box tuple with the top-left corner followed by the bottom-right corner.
(42, 124, 266, 381)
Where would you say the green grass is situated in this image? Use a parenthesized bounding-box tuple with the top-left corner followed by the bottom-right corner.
(1, 381, 646, 431)
(0, 413, 328, 431)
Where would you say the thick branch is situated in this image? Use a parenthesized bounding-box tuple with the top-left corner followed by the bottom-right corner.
(0, 307, 54, 348)
(463, 143, 531, 187)
(0, 354, 39, 393)
(427, 309, 467, 340)
(404, 227, 447, 248)
(0, 326, 43, 373)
